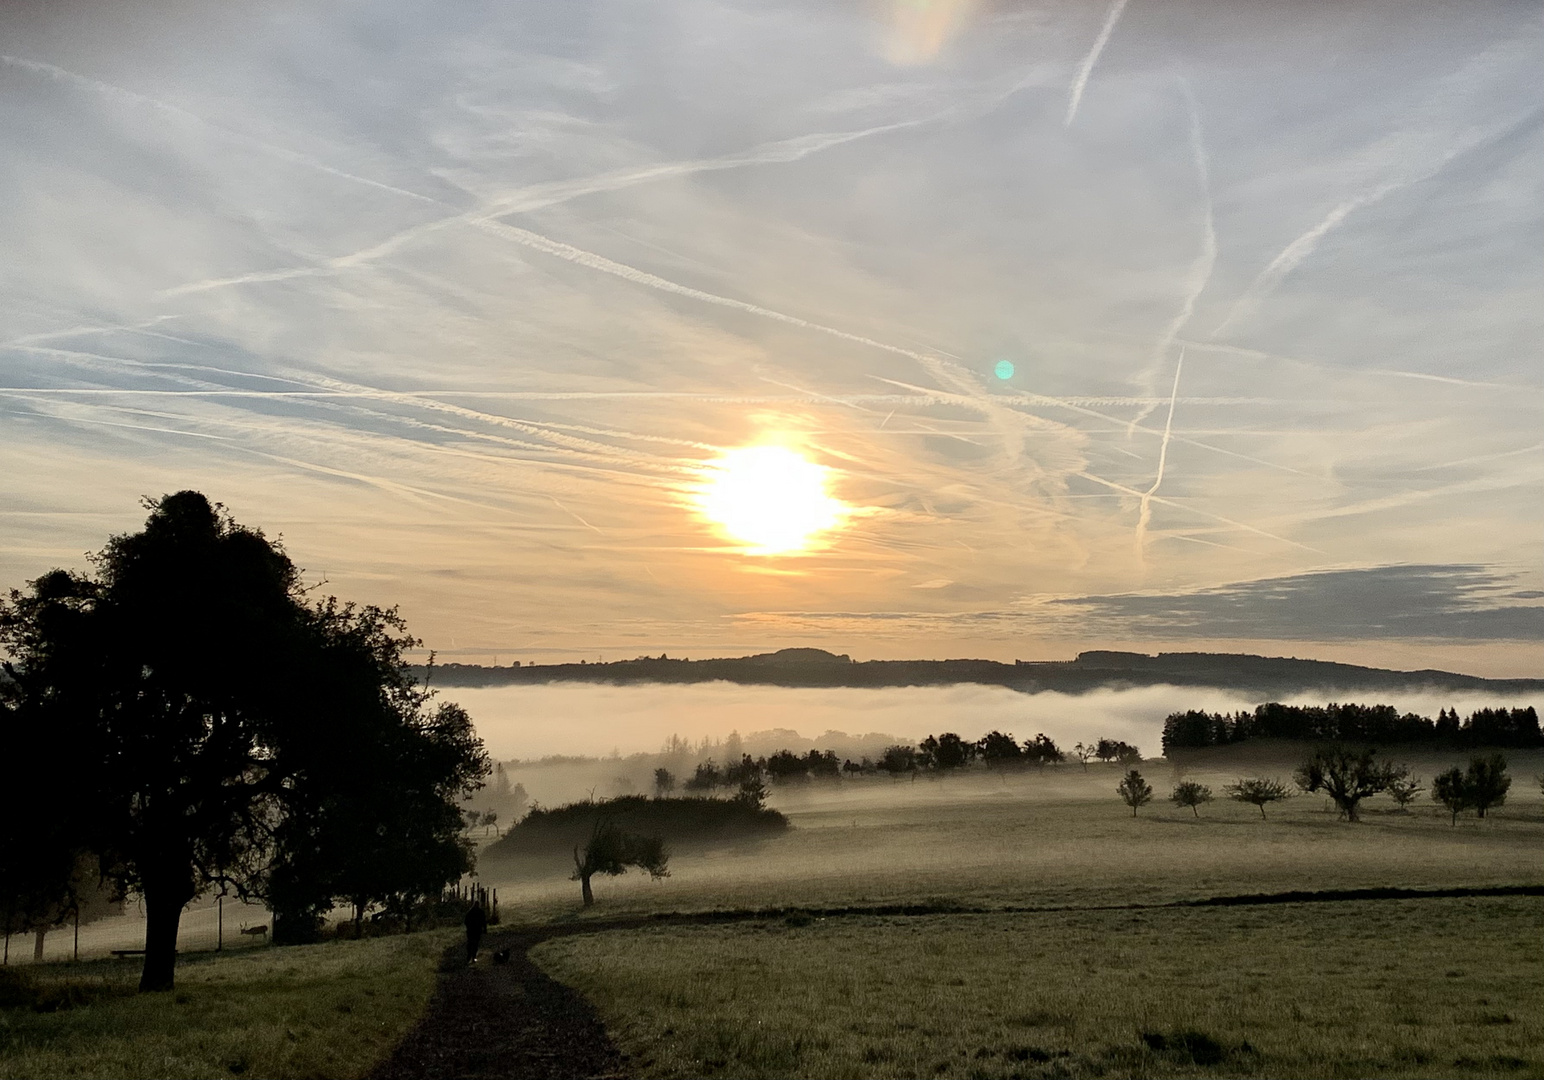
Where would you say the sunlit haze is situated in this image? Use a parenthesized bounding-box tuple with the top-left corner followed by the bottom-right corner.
(693, 445, 850, 555)
(1, 0, 1540, 673)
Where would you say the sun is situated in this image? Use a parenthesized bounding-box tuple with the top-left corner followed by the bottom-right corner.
(693, 445, 850, 555)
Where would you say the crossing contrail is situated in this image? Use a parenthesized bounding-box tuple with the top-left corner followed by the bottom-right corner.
(1064, 0, 1131, 127)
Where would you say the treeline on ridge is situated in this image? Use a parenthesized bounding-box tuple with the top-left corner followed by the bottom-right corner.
(1162, 702, 1541, 753)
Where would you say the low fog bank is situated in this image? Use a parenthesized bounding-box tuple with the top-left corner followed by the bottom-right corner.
(452, 681, 1542, 763)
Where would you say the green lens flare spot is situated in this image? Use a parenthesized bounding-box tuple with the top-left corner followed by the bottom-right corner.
(994, 360, 1015, 380)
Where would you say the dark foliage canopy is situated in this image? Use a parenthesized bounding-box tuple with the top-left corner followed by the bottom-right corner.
(0, 492, 487, 988)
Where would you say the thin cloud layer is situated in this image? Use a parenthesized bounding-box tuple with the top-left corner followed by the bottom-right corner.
(0, 0, 1539, 673)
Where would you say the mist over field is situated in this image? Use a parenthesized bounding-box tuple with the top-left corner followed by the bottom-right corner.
(455, 681, 1544, 761)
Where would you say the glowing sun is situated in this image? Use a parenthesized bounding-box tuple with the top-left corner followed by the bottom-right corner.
(693, 445, 850, 555)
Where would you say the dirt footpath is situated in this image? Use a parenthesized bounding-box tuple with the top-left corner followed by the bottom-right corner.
(367, 927, 628, 1080)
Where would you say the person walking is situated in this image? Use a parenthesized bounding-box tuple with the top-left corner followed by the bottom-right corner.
(464, 900, 487, 964)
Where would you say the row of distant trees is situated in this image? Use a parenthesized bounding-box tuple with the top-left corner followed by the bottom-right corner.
(1117, 747, 1522, 824)
(1162, 702, 1541, 753)
(653, 732, 1143, 795)
(0, 494, 489, 991)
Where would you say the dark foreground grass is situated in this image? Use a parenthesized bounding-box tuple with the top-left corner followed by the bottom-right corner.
(533, 895, 1544, 1079)
(0, 929, 453, 1080)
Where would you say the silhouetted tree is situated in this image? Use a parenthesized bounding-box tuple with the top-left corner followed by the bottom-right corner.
(735, 773, 769, 809)
(920, 733, 974, 771)
(653, 768, 676, 797)
(806, 750, 841, 778)
(878, 745, 918, 775)
(765, 749, 809, 783)
(1170, 781, 1213, 817)
(571, 820, 669, 906)
(0, 493, 488, 989)
(1072, 742, 1094, 770)
(1023, 733, 1065, 767)
(1464, 753, 1510, 818)
(684, 760, 721, 791)
(1117, 770, 1153, 816)
(1096, 738, 1142, 765)
(978, 730, 1022, 768)
(1386, 775, 1424, 811)
(1225, 777, 1292, 818)
(1294, 746, 1405, 822)
(1431, 767, 1470, 825)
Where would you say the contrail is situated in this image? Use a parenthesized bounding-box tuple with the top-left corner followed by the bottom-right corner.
(160, 119, 927, 298)
(476, 219, 945, 368)
(1064, 0, 1131, 127)
(1212, 47, 1544, 338)
(1, 54, 440, 206)
(1134, 348, 1184, 555)
(1127, 85, 1215, 433)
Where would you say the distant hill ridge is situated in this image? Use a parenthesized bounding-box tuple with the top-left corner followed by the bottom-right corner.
(419, 648, 1543, 697)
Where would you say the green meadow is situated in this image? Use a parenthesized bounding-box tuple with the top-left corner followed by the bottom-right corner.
(0, 930, 452, 1080)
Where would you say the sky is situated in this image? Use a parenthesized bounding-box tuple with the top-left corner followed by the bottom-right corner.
(1, 0, 1541, 675)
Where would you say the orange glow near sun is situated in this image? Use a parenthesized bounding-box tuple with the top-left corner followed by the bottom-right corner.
(693, 445, 850, 555)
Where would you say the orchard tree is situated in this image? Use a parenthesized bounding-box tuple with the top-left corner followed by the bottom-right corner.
(1117, 770, 1153, 816)
(1294, 746, 1405, 822)
(1386, 775, 1424, 811)
(1431, 767, 1470, 825)
(1225, 777, 1292, 819)
(1024, 733, 1065, 767)
(1170, 781, 1213, 817)
(978, 730, 1022, 768)
(878, 745, 918, 775)
(572, 820, 669, 906)
(1072, 742, 1095, 770)
(920, 733, 974, 771)
(1465, 754, 1511, 818)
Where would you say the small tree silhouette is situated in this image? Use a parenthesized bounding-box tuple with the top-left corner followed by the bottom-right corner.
(1118, 770, 1153, 816)
(735, 773, 769, 808)
(1170, 781, 1213, 817)
(572, 820, 669, 906)
(1225, 777, 1292, 818)
(653, 768, 676, 797)
(1431, 767, 1469, 825)
(1072, 742, 1094, 770)
(1465, 754, 1511, 818)
(1386, 775, 1424, 811)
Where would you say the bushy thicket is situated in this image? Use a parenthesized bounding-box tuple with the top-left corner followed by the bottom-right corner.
(486, 795, 788, 859)
(1162, 703, 1540, 754)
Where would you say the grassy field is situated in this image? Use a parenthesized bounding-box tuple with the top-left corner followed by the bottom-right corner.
(534, 895, 1544, 1079)
(0, 929, 453, 1080)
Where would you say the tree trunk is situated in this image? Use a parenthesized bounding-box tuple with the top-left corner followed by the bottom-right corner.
(1477, 806, 1487, 819)
(580, 873, 594, 906)
(353, 901, 365, 938)
(1258, 803, 1266, 819)
(33, 928, 45, 962)
(140, 891, 185, 992)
